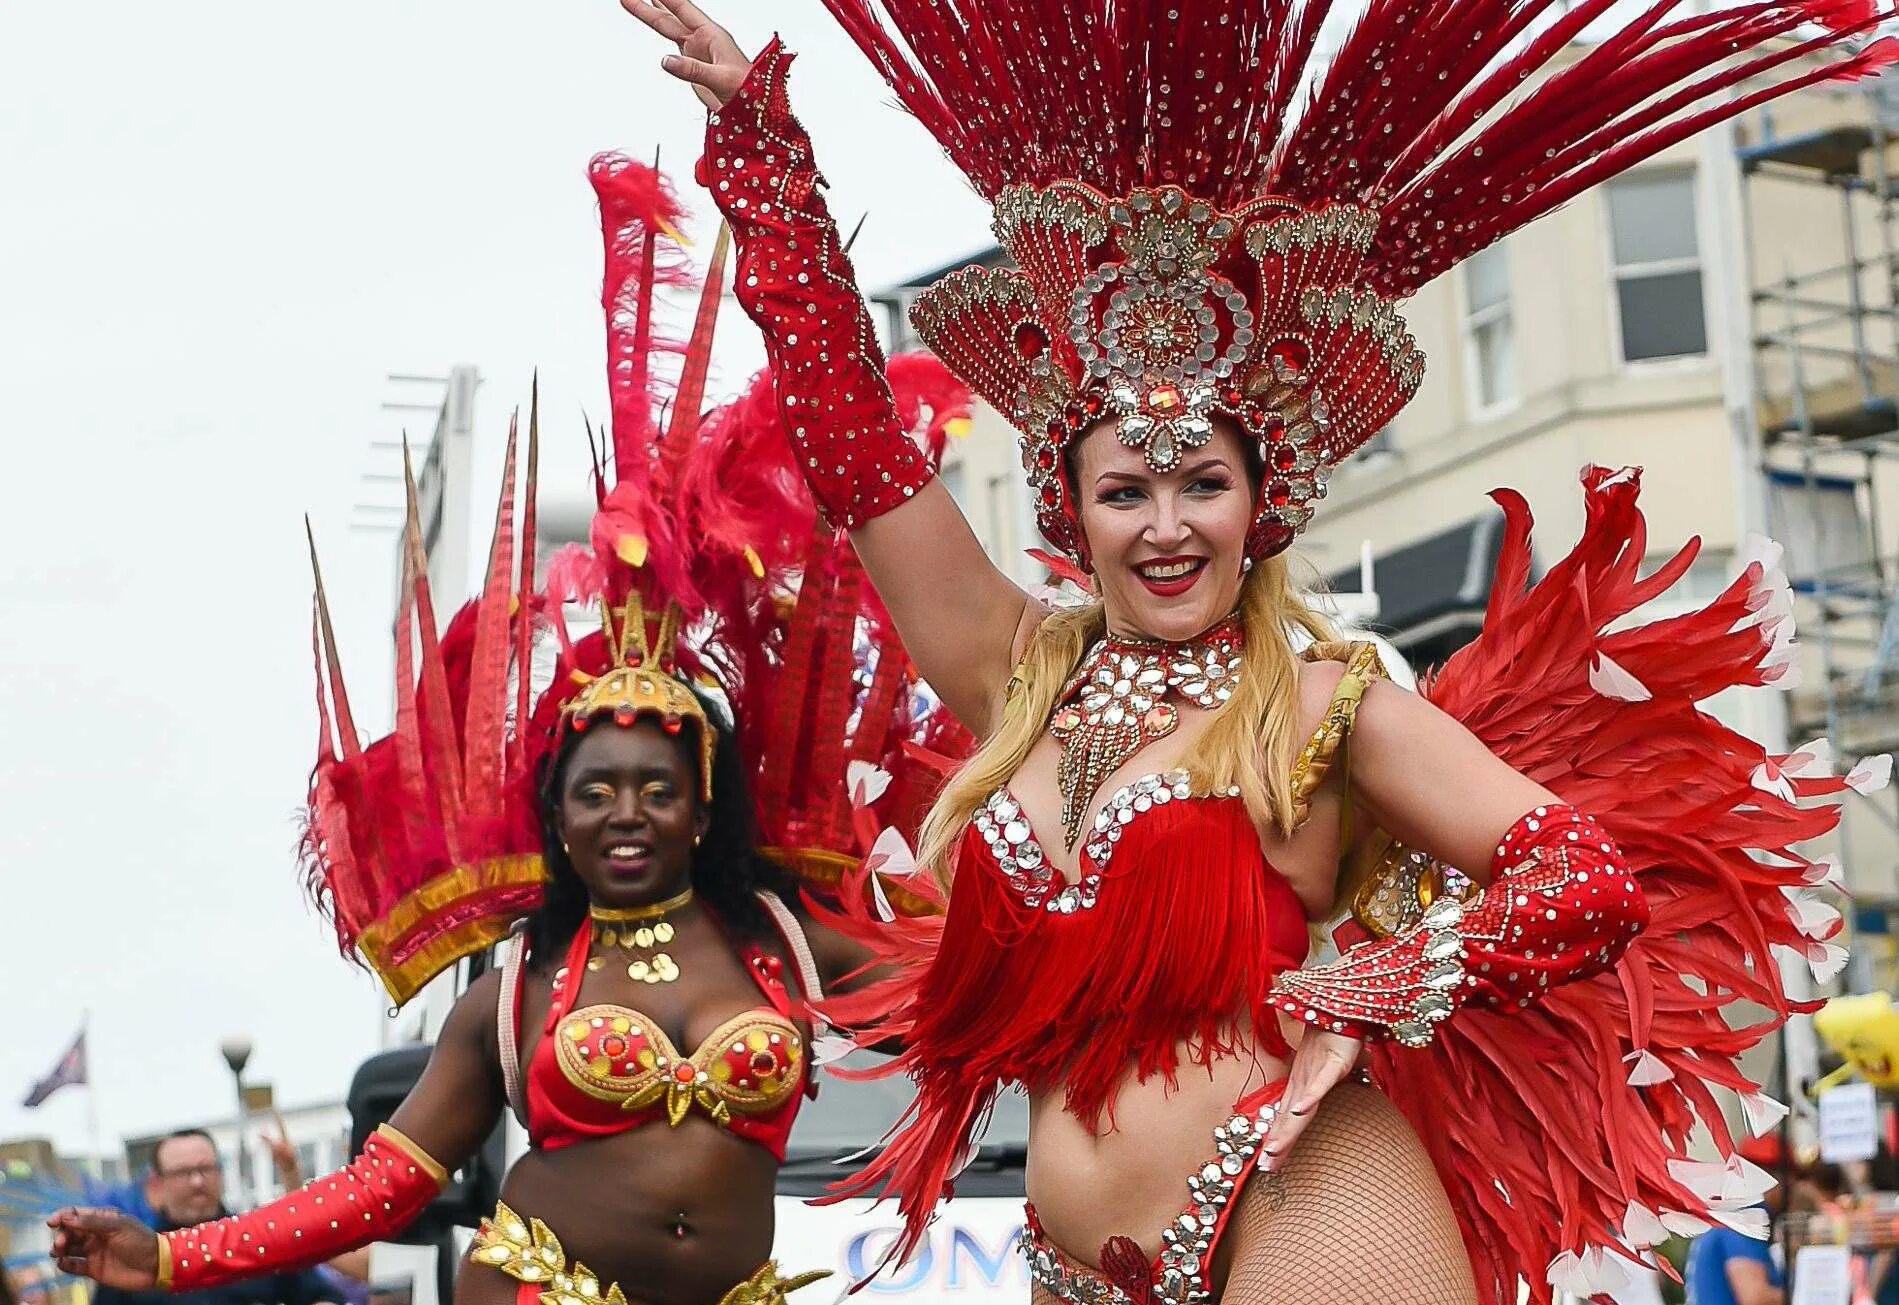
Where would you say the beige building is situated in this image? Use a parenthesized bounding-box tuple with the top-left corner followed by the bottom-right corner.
(874, 51, 1899, 1068)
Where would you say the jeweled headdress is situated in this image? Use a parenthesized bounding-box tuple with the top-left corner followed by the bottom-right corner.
(561, 593, 714, 801)
(823, 0, 1894, 562)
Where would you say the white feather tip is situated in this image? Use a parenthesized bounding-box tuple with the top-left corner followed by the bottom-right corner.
(1589, 651, 1652, 702)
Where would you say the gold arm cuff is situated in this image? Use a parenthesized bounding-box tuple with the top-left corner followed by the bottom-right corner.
(154, 1231, 173, 1292)
(374, 1123, 451, 1187)
(1289, 640, 1387, 824)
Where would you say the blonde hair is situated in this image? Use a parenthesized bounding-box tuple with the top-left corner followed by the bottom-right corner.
(915, 555, 1338, 890)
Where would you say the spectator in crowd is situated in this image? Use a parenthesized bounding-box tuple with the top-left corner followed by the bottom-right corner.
(1686, 1217, 1781, 1305)
(1685, 1138, 1849, 1305)
(1686, 1134, 1789, 1305)
(91, 1130, 344, 1305)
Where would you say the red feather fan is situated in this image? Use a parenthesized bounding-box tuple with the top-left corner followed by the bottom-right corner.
(302, 421, 545, 1008)
(1374, 467, 1860, 1302)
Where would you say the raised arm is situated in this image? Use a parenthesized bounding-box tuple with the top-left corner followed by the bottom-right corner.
(623, 0, 1037, 732)
(50, 972, 507, 1293)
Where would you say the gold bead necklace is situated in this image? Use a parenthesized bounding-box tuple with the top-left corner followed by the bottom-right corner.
(588, 887, 694, 984)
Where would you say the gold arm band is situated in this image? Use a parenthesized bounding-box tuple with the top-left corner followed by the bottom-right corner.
(154, 1232, 174, 1292)
(375, 1123, 451, 1187)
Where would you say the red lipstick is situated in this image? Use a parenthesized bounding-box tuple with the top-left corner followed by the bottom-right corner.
(1133, 555, 1208, 597)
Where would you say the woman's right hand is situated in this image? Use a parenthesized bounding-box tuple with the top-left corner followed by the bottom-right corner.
(47, 1207, 162, 1290)
(619, 0, 752, 109)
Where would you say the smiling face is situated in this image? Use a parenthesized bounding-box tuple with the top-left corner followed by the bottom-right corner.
(1071, 414, 1256, 642)
(555, 720, 709, 910)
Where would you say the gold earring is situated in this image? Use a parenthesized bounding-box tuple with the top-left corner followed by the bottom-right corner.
(693, 834, 703, 847)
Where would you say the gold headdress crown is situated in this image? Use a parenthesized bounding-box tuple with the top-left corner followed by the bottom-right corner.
(563, 592, 714, 800)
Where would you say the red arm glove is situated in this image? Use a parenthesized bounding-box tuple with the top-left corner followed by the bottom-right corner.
(1269, 805, 1647, 1047)
(159, 1126, 445, 1291)
(695, 38, 934, 530)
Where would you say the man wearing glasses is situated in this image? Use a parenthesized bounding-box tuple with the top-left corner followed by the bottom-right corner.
(91, 1131, 345, 1305)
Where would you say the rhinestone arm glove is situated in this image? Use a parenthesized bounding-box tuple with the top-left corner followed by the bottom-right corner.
(159, 1126, 446, 1291)
(1269, 806, 1647, 1047)
(694, 38, 933, 530)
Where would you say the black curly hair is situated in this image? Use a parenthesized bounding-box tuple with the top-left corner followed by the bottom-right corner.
(527, 686, 797, 964)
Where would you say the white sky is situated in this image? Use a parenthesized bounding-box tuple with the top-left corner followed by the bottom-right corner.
(0, 0, 990, 1160)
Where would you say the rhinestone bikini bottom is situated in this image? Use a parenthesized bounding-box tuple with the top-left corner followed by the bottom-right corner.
(1019, 1079, 1287, 1305)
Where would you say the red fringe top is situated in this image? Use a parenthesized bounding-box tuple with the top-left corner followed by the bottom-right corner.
(948, 773, 1308, 1118)
(822, 767, 1310, 1248)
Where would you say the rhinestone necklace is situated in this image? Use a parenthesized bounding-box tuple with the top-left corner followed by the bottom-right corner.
(1047, 616, 1244, 848)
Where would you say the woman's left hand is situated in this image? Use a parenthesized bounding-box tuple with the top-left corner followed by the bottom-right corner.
(1258, 1027, 1364, 1171)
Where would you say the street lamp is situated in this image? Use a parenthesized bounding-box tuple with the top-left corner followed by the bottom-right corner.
(218, 1036, 254, 1208)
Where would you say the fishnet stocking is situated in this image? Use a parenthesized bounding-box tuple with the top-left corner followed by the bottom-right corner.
(1216, 1081, 1475, 1304)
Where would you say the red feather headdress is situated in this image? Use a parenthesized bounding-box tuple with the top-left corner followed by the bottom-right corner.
(819, 0, 1896, 562)
(301, 154, 973, 1004)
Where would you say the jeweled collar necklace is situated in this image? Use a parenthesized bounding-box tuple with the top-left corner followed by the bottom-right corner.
(1047, 616, 1244, 848)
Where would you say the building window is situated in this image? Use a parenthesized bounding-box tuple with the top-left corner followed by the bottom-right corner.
(1461, 243, 1515, 412)
(867, 290, 921, 355)
(1607, 171, 1707, 363)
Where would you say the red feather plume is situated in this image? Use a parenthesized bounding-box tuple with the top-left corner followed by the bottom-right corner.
(301, 417, 547, 1007)
(816, 0, 1896, 294)
(1376, 466, 1867, 1302)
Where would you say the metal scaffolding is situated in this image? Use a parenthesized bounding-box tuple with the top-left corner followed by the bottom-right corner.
(1739, 74, 1899, 993)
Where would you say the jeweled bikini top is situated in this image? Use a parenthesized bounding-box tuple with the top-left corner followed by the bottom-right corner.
(523, 912, 808, 1161)
(948, 642, 1386, 1123)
